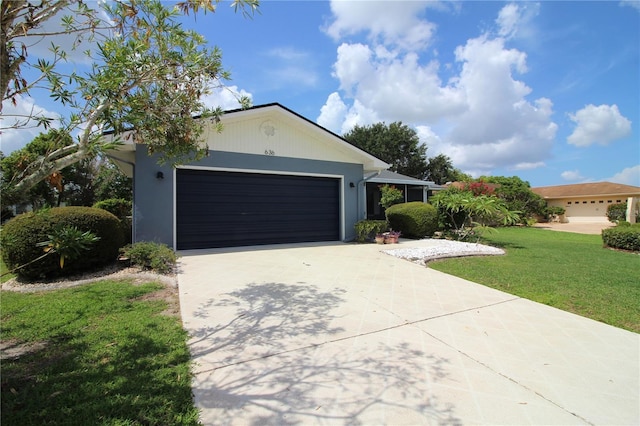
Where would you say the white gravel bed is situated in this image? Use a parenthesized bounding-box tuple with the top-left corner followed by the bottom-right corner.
(382, 239, 505, 265)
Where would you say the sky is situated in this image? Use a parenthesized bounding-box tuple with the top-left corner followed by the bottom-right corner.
(2, 0, 639, 188)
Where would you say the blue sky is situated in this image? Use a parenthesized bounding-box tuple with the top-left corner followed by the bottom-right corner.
(3, 1, 639, 188)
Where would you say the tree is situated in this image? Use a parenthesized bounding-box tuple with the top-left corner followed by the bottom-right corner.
(378, 184, 404, 209)
(1, 0, 258, 195)
(430, 188, 520, 241)
(1, 129, 72, 209)
(424, 154, 470, 184)
(480, 176, 546, 219)
(343, 122, 428, 179)
(93, 158, 132, 202)
(1, 129, 105, 209)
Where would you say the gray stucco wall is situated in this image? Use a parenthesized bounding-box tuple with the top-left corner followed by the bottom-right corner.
(134, 147, 364, 249)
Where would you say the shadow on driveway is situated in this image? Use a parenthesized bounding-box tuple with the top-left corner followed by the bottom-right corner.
(188, 281, 459, 425)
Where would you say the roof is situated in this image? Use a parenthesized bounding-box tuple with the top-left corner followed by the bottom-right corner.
(367, 170, 439, 187)
(531, 182, 640, 199)
(105, 103, 389, 176)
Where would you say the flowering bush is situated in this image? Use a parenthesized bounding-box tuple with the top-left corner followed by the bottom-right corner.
(464, 181, 495, 196)
(379, 184, 404, 209)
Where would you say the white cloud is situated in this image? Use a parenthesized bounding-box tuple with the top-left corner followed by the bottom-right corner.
(324, 1, 436, 51)
(606, 165, 640, 186)
(620, 1, 640, 12)
(496, 2, 540, 40)
(439, 36, 557, 174)
(513, 162, 545, 171)
(341, 99, 381, 135)
(332, 42, 466, 123)
(13, 3, 109, 66)
(264, 47, 319, 89)
(200, 85, 253, 111)
(320, 3, 558, 176)
(567, 104, 632, 147)
(416, 125, 442, 150)
(317, 92, 348, 134)
(561, 170, 586, 181)
(0, 95, 61, 154)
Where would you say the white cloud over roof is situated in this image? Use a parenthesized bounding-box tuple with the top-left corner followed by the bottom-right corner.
(319, 2, 558, 176)
(567, 104, 632, 147)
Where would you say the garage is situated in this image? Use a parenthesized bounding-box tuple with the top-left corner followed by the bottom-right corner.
(176, 169, 341, 250)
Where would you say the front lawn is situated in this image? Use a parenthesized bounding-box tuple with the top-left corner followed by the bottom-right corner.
(0, 280, 200, 425)
(0, 258, 16, 283)
(429, 227, 640, 333)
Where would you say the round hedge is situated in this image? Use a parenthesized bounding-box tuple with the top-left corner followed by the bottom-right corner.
(1, 206, 124, 281)
(385, 202, 438, 239)
(93, 198, 132, 244)
(602, 223, 640, 252)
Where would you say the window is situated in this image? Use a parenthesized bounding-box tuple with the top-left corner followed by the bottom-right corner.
(616, 200, 622, 203)
(583, 201, 587, 204)
(591, 201, 595, 204)
(608, 200, 612, 203)
(567, 201, 572, 205)
(599, 200, 604, 203)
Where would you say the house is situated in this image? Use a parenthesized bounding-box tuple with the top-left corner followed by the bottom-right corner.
(106, 103, 402, 250)
(364, 170, 443, 220)
(531, 182, 640, 223)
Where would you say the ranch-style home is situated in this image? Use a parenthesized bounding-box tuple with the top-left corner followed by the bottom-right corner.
(531, 182, 640, 223)
(106, 103, 440, 250)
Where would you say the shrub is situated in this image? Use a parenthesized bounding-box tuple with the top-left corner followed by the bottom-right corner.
(379, 184, 404, 209)
(602, 224, 640, 252)
(93, 198, 132, 244)
(121, 242, 177, 274)
(606, 203, 628, 223)
(354, 220, 389, 243)
(93, 198, 132, 218)
(1, 207, 124, 280)
(385, 202, 438, 239)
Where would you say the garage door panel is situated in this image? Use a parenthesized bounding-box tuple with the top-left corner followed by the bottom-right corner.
(177, 169, 340, 249)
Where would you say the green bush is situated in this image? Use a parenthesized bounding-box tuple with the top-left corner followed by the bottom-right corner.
(93, 198, 132, 244)
(385, 202, 438, 239)
(602, 224, 640, 252)
(606, 203, 628, 223)
(121, 242, 177, 274)
(354, 220, 389, 242)
(1, 207, 124, 280)
(93, 198, 132, 219)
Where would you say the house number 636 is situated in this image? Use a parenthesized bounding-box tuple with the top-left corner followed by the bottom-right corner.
(264, 149, 275, 156)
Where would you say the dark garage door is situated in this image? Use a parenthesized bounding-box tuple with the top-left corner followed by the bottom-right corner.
(176, 169, 340, 250)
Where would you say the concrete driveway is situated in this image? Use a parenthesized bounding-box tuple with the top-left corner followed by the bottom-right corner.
(177, 240, 639, 425)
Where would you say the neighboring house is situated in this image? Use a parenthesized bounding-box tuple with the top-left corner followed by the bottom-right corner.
(106, 103, 391, 250)
(531, 182, 640, 223)
(364, 170, 443, 220)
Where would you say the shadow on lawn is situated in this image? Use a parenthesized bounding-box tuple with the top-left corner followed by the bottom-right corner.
(187, 282, 461, 425)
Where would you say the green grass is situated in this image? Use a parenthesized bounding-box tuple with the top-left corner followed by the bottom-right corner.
(430, 227, 640, 333)
(0, 257, 16, 283)
(1, 280, 200, 425)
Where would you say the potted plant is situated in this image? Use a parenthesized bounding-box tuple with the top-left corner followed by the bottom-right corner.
(375, 234, 386, 244)
(384, 230, 401, 244)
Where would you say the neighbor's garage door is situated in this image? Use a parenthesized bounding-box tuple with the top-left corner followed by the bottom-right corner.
(176, 169, 340, 250)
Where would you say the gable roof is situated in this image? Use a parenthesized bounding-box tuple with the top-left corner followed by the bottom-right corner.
(106, 103, 389, 176)
(214, 103, 389, 171)
(531, 182, 640, 199)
